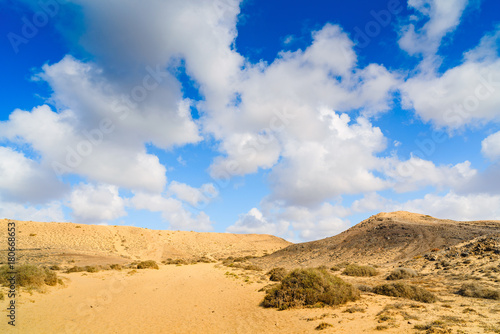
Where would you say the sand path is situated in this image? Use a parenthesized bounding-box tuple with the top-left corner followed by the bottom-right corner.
(1, 264, 324, 334)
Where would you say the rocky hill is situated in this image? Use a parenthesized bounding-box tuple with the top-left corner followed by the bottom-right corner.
(253, 211, 500, 269)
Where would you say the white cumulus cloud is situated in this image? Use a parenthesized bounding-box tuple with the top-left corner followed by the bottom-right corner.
(68, 183, 127, 224)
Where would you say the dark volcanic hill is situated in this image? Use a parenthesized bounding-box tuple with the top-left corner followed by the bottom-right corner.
(253, 211, 500, 269)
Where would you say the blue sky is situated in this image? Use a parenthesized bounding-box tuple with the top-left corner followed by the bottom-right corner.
(1, 0, 499, 241)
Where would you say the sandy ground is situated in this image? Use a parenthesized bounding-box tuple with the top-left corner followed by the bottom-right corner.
(0, 264, 410, 334)
(2, 263, 499, 334)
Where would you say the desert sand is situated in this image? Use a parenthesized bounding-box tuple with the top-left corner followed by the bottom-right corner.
(1, 212, 500, 333)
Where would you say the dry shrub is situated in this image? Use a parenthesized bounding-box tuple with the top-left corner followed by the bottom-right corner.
(343, 305, 365, 313)
(242, 264, 262, 271)
(386, 268, 418, 280)
(65, 266, 84, 273)
(413, 320, 448, 332)
(357, 284, 373, 292)
(137, 260, 159, 270)
(191, 256, 213, 264)
(457, 283, 500, 300)
(373, 282, 437, 303)
(342, 264, 378, 277)
(267, 267, 288, 281)
(0, 264, 60, 289)
(85, 266, 99, 273)
(110, 264, 122, 270)
(315, 322, 333, 330)
(162, 258, 188, 265)
(262, 268, 360, 310)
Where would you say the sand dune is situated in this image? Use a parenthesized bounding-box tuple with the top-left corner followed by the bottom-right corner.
(0, 219, 291, 266)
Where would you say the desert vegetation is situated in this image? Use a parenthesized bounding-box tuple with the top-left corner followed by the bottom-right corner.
(266, 267, 288, 281)
(372, 282, 437, 303)
(0, 264, 61, 290)
(137, 260, 159, 270)
(457, 283, 500, 300)
(262, 268, 359, 310)
(386, 267, 418, 280)
(342, 264, 378, 277)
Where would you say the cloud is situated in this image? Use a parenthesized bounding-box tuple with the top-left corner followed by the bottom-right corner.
(401, 27, 500, 129)
(207, 24, 398, 181)
(352, 191, 500, 222)
(398, 0, 469, 56)
(227, 199, 351, 242)
(131, 192, 213, 231)
(0, 146, 68, 203)
(167, 181, 218, 207)
(268, 111, 388, 206)
(68, 183, 127, 224)
(383, 156, 476, 192)
(277, 202, 351, 241)
(397, 191, 500, 221)
(226, 208, 289, 235)
(482, 131, 500, 160)
(69, 0, 244, 113)
(0, 200, 65, 222)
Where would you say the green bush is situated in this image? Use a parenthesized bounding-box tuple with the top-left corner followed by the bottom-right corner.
(457, 283, 500, 300)
(110, 264, 122, 271)
(342, 264, 378, 277)
(262, 268, 360, 310)
(137, 260, 159, 270)
(373, 282, 436, 303)
(0, 264, 60, 289)
(267, 267, 288, 281)
(386, 268, 418, 280)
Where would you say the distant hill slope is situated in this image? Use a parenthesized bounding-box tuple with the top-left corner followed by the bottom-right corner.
(0, 219, 291, 266)
(253, 211, 500, 269)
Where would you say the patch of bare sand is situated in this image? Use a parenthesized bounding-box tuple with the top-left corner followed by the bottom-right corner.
(0, 263, 425, 334)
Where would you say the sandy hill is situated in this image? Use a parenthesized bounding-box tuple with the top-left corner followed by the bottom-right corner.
(0, 219, 291, 266)
(253, 211, 500, 269)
